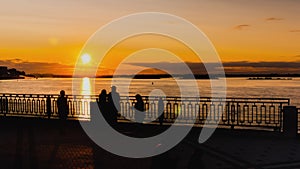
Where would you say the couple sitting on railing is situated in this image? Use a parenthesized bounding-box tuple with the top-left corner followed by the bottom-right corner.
(98, 86, 162, 125)
(134, 95, 164, 125)
(133, 95, 164, 125)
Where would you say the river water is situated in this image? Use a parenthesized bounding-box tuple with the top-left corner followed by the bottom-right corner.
(0, 77, 299, 107)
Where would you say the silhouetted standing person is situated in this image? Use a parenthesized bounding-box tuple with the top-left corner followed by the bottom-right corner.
(158, 97, 164, 126)
(57, 90, 68, 134)
(57, 90, 68, 120)
(98, 89, 109, 122)
(108, 86, 120, 126)
(46, 95, 52, 119)
(134, 94, 145, 123)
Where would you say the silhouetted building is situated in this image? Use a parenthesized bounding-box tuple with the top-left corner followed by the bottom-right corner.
(0, 66, 8, 77)
(8, 68, 18, 76)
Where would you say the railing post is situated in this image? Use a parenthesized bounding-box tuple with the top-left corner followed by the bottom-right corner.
(0, 97, 3, 116)
(46, 95, 51, 119)
(283, 106, 298, 137)
(5, 97, 8, 116)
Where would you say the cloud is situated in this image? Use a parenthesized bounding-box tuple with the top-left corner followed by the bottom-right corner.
(218, 61, 300, 74)
(234, 24, 251, 30)
(223, 61, 300, 68)
(0, 59, 73, 75)
(128, 61, 300, 74)
(265, 17, 284, 21)
(290, 30, 300, 33)
(128, 62, 223, 75)
(3, 59, 300, 76)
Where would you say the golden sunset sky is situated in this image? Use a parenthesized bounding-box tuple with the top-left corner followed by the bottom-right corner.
(0, 0, 299, 75)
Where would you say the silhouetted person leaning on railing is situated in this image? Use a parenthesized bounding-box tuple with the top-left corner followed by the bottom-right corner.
(57, 90, 68, 134)
(134, 94, 145, 124)
(57, 90, 68, 120)
(108, 86, 120, 126)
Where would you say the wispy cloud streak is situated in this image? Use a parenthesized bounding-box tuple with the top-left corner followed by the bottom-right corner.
(234, 24, 251, 30)
(290, 30, 300, 33)
(0, 59, 73, 75)
(265, 17, 284, 21)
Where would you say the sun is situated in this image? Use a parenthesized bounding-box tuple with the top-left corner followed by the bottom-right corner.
(81, 54, 91, 64)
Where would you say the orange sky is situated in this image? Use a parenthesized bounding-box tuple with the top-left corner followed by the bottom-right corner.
(0, 0, 299, 75)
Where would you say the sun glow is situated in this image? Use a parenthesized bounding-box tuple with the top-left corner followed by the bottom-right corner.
(81, 54, 91, 64)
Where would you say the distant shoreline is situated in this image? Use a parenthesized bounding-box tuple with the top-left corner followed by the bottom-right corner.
(0, 76, 25, 80)
(22, 73, 300, 79)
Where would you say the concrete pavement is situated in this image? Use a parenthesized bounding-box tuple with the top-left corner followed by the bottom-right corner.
(0, 118, 299, 169)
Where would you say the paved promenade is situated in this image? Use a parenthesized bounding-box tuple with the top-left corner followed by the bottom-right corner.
(0, 118, 299, 169)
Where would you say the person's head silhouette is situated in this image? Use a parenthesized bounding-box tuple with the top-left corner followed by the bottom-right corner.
(101, 89, 107, 95)
(135, 94, 142, 102)
(60, 90, 65, 97)
(111, 86, 117, 92)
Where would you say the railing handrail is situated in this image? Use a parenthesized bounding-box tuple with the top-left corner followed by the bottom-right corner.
(0, 93, 291, 102)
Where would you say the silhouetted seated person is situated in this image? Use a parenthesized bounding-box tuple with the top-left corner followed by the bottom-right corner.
(46, 95, 52, 119)
(107, 86, 120, 126)
(134, 94, 145, 123)
(158, 97, 164, 125)
(57, 90, 68, 120)
(98, 89, 109, 122)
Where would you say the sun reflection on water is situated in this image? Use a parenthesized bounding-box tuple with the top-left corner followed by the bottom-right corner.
(80, 77, 92, 119)
(81, 77, 91, 96)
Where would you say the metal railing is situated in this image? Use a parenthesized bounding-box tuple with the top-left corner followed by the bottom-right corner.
(0, 94, 91, 120)
(0, 93, 290, 130)
(120, 96, 289, 130)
